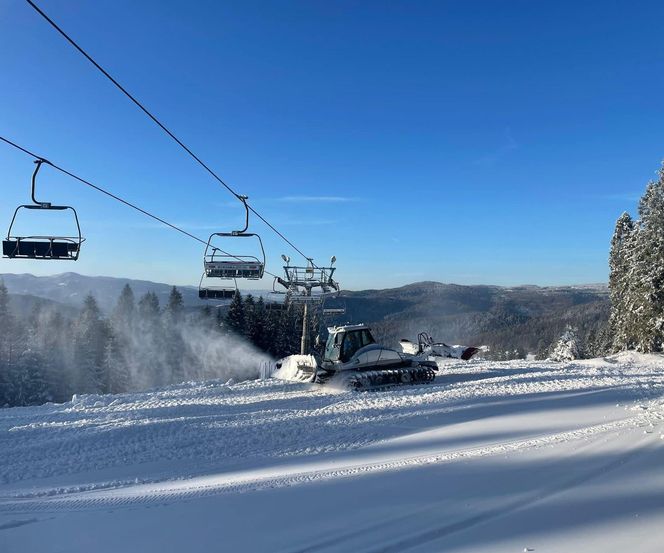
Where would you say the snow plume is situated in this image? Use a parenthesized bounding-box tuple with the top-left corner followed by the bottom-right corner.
(178, 324, 272, 383)
(111, 317, 274, 392)
(0, 288, 273, 407)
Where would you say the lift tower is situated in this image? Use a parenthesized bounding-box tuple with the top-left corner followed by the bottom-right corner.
(276, 256, 339, 354)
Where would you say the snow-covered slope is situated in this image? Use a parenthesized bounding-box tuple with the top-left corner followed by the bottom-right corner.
(2, 354, 664, 552)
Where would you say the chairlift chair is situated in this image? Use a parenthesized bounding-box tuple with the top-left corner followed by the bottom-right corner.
(265, 299, 288, 311)
(322, 295, 347, 317)
(198, 275, 238, 300)
(287, 292, 325, 304)
(199, 195, 265, 299)
(3, 160, 84, 260)
(264, 278, 289, 310)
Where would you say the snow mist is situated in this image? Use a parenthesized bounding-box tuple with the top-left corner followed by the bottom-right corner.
(114, 318, 274, 391)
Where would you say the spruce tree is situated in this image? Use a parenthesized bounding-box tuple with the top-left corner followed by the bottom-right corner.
(608, 163, 664, 353)
(105, 333, 132, 393)
(608, 212, 636, 351)
(165, 286, 184, 324)
(108, 285, 136, 393)
(248, 296, 266, 350)
(39, 310, 72, 402)
(14, 347, 48, 406)
(163, 287, 185, 383)
(136, 292, 164, 387)
(112, 284, 136, 328)
(243, 294, 256, 341)
(635, 168, 664, 351)
(73, 295, 108, 394)
(226, 292, 245, 335)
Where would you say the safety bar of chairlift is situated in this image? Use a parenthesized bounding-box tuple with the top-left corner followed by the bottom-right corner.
(203, 232, 266, 277)
(283, 265, 337, 284)
(205, 252, 263, 265)
(5, 206, 84, 261)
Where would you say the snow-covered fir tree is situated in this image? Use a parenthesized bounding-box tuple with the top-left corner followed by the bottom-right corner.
(609, 163, 664, 353)
(549, 326, 582, 361)
(608, 212, 637, 351)
(226, 292, 245, 335)
(73, 295, 109, 394)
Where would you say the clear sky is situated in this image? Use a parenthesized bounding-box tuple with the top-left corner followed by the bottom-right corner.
(1, 0, 663, 290)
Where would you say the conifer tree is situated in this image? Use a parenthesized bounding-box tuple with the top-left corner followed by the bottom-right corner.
(226, 292, 245, 335)
(165, 286, 184, 323)
(73, 295, 109, 393)
(14, 346, 48, 405)
(112, 284, 136, 329)
(608, 212, 636, 351)
(608, 163, 664, 353)
(243, 294, 256, 340)
(634, 169, 664, 351)
(248, 296, 267, 350)
(136, 292, 165, 387)
(549, 326, 582, 361)
(163, 287, 185, 383)
(107, 284, 136, 393)
(105, 333, 132, 393)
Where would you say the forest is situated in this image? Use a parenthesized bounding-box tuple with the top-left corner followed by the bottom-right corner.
(0, 283, 306, 407)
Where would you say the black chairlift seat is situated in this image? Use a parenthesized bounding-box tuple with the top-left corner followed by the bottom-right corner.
(198, 272, 239, 301)
(3, 236, 80, 260)
(199, 288, 237, 300)
(3, 160, 84, 261)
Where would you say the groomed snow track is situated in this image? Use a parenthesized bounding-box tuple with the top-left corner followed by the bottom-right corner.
(2, 353, 664, 553)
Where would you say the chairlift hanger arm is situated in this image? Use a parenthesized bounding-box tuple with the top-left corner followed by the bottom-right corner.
(6, 204, 82, 239)
(232, 195, 249, 235)
(31, 158, 52, 207)
(204, 232, 266, 264)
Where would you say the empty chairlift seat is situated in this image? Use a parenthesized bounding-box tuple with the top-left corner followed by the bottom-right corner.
(198, 287, 237, 300)
(198, 195, 267, 300)
(3, 161, 84, 261)
(204, 257, 264, 280)
(3, 235, 80, 260)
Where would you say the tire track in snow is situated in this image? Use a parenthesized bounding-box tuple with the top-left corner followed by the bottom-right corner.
(0, 410, 653, 515)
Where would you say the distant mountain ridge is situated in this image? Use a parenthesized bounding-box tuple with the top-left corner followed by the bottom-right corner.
(0, 272, 203, 313)
(339, 281, 609, 356)
(0, 272, 610, 356)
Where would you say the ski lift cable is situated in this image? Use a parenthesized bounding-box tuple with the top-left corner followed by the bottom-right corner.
(0, 135, 281, 279)
(24, 0, 322, 270)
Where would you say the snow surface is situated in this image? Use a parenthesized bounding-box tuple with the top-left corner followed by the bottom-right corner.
(2, 353, 664, 552)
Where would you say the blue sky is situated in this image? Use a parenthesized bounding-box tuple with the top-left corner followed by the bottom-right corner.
(1, 0, 662, 290)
